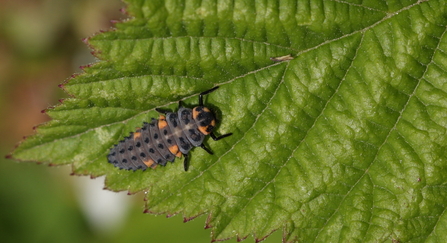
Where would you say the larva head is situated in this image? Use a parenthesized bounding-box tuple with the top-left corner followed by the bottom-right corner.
(192, 106, 216, 135)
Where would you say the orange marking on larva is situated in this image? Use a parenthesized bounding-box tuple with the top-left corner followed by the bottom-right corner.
(169, 145, 180, 156)
(193, 108, 199, 119)
(199, 125, 211, 135)
(158, 115, 168, 129)
(143, 159, 155, 167)
(176, 151, 182, 157)
(199, 126, 209, 135)
(133, 132, 142, 139)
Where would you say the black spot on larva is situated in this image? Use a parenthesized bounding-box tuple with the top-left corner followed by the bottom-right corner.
(195, 107, 203, 112)
(198, 112, 214, 125)
(144, 137, 150, 143)
(119, 149, 125, 154)
(167, 139, 172, 144)
(182, 110, 191, 124)
(157, 158, 163, 163)
(128, 146, 133, 151)
(206, 125, 214, 132)
(169, 115, 178, 127)
(158, 144, 164, 149)
(122, 159, 128, 163)
(113, 160, 118, 164)
(131, 156, 137, 161)
(166, 154, 171, 160)
(136, 142, 141, 147)
(111, 152, 116, 156)
(140, 152, 146, 157)
(149, 148, 155, 153)
(154, 133, 158, 139)
(163, 130, 168, 135)
(138, 165, 143, 169)
(179, 137, 190, 150)
(150, 122, 155, 127)
(189, 129, 200, 141)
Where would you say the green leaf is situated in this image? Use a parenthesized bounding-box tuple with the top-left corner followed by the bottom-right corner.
(10, 0, 447, 242)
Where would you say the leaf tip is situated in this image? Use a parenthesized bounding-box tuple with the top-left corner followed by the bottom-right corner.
(119, 8, 128, 15)
(205, 214, 213, 229)
(42, 105, 55, 113)
(81, 37, 89, 44)
(254, 238, 264, 243)
(90, 50, 101, 57)
(143, 209, 153, 214)
(255, 229, 277, 243)
(183, 215, 198, 222)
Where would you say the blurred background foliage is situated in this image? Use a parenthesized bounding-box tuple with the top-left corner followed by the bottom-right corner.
(0, 0, 282, 242)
